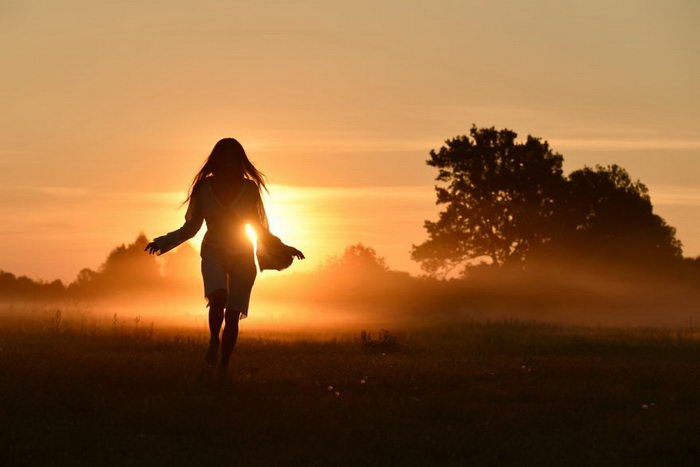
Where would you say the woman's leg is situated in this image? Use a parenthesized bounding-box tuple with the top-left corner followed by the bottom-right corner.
(219, 251, 256, 370)
(219, 308, 240, 368)
(205, 288, 227, 365)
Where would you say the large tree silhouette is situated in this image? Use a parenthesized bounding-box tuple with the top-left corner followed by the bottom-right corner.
(411, 125, 564, 275)
(413, 126, 683, 277)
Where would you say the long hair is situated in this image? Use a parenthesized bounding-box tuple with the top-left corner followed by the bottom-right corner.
(183, 138, 268, 206)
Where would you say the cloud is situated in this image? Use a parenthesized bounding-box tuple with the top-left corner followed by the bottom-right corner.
(0, 185, 89, 198)
(648, 185, 700, 206)
(38, 186, 89, 197)
(550, 139, 700, 151)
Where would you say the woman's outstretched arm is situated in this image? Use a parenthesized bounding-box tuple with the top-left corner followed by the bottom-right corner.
(145, 191, 204, 256)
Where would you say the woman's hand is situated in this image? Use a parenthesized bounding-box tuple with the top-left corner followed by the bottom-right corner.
(287, 245, 305, 260)
(144, 241, 160, 255)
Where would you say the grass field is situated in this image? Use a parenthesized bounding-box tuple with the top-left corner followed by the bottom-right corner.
(2, 316, 700, 466)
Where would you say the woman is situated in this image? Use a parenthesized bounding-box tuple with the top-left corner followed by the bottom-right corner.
(145, 138, 304, 372)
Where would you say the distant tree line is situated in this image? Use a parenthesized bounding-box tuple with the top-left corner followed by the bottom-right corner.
(0, 234, 200, 301)
(0, 235, 407, 303)
(1, 235, 698, 320)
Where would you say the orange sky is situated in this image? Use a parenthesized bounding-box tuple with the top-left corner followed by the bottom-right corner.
(1, 1, 698, 282)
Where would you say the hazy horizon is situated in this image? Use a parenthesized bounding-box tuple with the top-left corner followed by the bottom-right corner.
(2, 181, 699, 283)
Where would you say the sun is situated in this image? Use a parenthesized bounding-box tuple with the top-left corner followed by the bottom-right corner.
(245, 223, 257, 246)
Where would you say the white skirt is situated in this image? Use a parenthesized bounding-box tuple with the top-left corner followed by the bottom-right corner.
(201, 249, 257, 317)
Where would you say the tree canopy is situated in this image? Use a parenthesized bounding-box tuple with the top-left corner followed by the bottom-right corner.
(412, 125, 683, 277)
(553, 165, 682, 263)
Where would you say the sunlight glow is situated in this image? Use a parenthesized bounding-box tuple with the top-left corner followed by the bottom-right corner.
(261, 185, 306, 243)
(172, 184, 434, 277)
(245, 223, 257, 247)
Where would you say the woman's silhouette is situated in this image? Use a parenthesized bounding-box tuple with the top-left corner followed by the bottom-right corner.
(145, 138, 304, 373)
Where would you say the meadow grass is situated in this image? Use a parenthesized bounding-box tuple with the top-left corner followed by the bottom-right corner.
(2, 315, 700, 466)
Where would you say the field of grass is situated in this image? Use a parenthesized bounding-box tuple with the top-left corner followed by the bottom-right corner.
(2, 315, 700, 466)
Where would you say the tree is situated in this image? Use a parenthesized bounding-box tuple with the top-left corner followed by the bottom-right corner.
(411, 125, 564, 276)
(323, 244, 389, 275)
(549, 164, 682, 263)
(98, 233, 162, 289)
(0, 270, 66, 299)
(68, 268, 100, 295)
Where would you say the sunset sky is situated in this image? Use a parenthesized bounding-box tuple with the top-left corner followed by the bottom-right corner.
(1, 0, 698, 282)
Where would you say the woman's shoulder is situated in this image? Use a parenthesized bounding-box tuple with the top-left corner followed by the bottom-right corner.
(190, 177, 212, 199)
